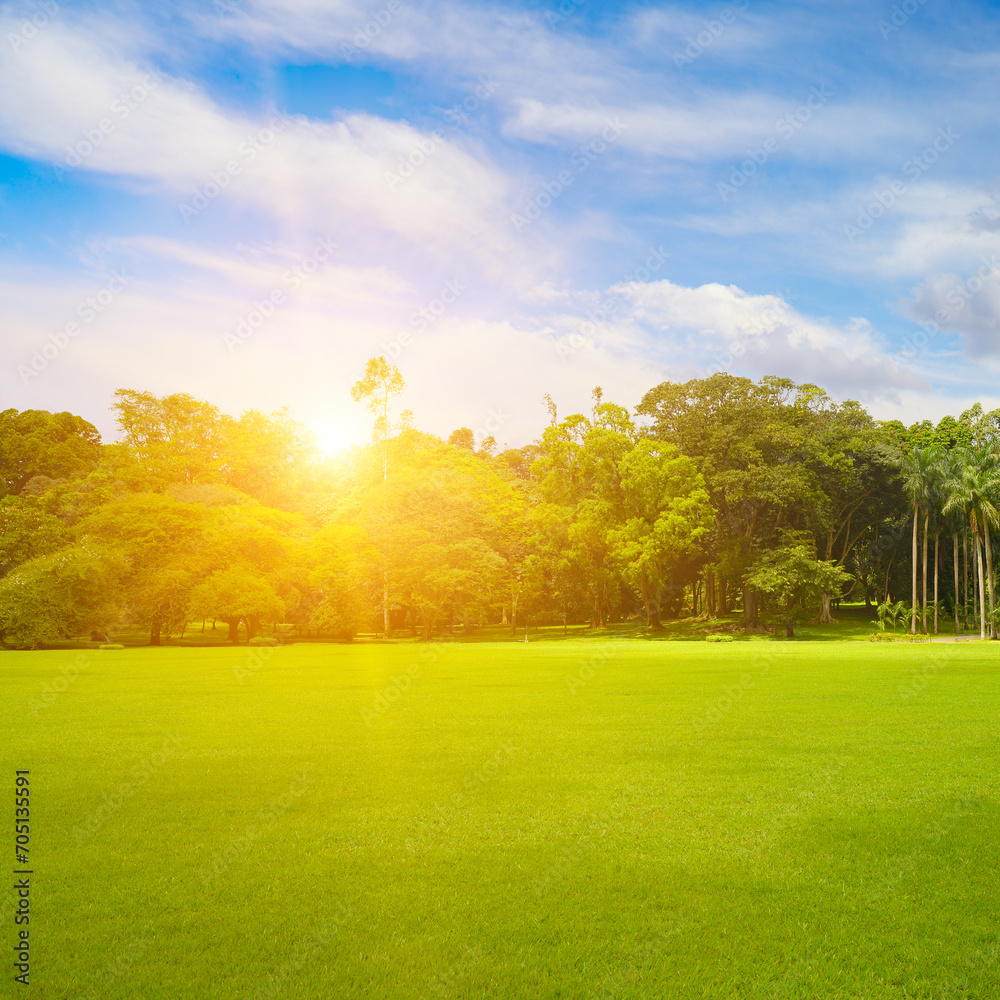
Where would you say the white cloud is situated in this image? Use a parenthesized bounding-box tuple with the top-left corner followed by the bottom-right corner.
(900, 256, 1000, 358)
(616, 278, 927, 401)
(0, 14, 517, 276)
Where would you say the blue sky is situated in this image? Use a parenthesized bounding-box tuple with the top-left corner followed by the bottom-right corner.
(2, 0, 1000, 450)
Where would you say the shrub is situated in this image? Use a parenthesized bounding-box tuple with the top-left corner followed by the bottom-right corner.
(248, 636, 280, 647)
(99, 643, 125, 649)
(705, 634, 735, 643)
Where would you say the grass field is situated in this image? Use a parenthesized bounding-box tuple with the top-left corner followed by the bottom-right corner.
(4, 636, 1000, 998)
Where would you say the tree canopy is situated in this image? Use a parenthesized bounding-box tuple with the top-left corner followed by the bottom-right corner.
(2, 365, 998, 646)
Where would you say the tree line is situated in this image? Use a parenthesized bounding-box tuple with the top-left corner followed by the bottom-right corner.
(1, 365, 998, 647)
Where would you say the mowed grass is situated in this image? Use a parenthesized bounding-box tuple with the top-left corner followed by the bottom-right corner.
(4, 639, 1000, 999)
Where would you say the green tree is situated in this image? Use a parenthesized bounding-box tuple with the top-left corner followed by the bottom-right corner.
(351, 356, 406, 636)
(112, 389, 231, 488)
(897, 445, 944, 634)
(305, 524, 377, 640)
(0, 544, 124, 648)
(77, 493, 209, 645)
(636, 375, 818, 627)
(608, 439, 713, 629)
(0, 409, 101, 497)
(748, 534, 853, 638)
(0, 495, 70, 576)
(942, 449, 1000, 640)
(222, 408, 318, 505)
(188, 565, 286, 643)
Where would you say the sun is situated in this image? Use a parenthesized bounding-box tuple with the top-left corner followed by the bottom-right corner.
(314, 423, 353, 456)
(309, 414, 367, 457)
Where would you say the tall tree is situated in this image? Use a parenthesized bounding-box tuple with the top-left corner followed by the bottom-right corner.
(351, 357, 406, 637)
(943, 450, 1000, 640)
(898, 445, 943, 634)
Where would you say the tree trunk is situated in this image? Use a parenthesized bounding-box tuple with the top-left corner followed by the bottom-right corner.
(642, 579, 663, 630)
(817, 592, 836, 624)
(592, 593, 604, 628)
(227, 618, 239, 643)
(933, 526, 939, 634)
(719, 576, 729, 614)
(785, 620, 795, 638)
(921, 510, 929, 633)
(742, 585, 759, 627)
(150, 622, 161, 646)
(963, 527, 970, 630)
(977, 532, 987, 640)
(911, 504, 919, 634)
(985, 523, 996, 638)
(953, 531, 960, 634)
(706, 568, 716, 616)
(383, 568, 392, 640)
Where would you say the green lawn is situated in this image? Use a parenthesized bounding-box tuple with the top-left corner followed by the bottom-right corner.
(4, 638, 1000, 998)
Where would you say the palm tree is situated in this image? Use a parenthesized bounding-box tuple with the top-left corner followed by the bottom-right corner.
(943, 448, 1000, 640)
(898, 446, 943, 634)
(940, 449, 966, 634)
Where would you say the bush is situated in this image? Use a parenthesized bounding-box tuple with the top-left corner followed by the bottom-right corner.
(705, 634, 735, 643)
(248, 636, 280, 647)
(99, 643, 125, 649)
